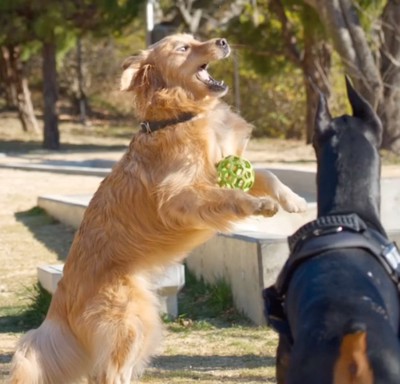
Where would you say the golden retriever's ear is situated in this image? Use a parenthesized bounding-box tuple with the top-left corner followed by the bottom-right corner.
(133, 64, 164, 91)
(120, 53, 147, 91)
(120, 51, 164, 93)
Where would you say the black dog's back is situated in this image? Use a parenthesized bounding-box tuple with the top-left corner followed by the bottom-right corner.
(265, 77, 400, 384)
(287, 248, 400, 384)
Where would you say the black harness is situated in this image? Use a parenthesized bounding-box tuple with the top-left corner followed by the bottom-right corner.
(263, 213, 400, 340)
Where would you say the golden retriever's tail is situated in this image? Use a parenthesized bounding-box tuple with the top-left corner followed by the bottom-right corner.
(8, 319, 88, 384)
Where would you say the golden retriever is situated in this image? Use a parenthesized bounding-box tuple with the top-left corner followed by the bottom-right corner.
(9, 33, 307, 384)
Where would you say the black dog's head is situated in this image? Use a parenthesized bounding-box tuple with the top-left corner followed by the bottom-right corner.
(312, 77, 384, 233)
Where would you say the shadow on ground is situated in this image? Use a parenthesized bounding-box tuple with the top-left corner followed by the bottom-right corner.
(152, 354, 275, 370)
(14, 207, 75, 263)
(146, 354, 276, 382)
(0, 139, 127, 154)
(0, 284, 51, 333)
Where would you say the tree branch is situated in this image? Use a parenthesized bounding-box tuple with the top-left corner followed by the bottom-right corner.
(304, 0, 381, 107)
(379, 0, 400, 88)
(176, 0, 203, 34)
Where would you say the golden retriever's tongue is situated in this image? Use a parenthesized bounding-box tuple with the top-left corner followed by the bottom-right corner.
(198, 68, 211, 81)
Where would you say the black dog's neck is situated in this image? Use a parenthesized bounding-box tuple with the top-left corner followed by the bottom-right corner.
(316, 147, 386, 237)
(317, 186, 386, 237)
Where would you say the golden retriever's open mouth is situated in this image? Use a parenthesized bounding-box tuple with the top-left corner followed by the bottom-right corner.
(196, 64, 227, 93)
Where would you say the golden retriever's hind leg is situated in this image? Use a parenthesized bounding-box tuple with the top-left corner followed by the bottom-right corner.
(250, 169, 307, 213)
(86, 287, 161, 384)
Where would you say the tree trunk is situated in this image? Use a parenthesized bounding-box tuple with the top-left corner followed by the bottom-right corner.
(302, 19, 331, 143)
(42, 41, 60, 150)
(377, 0, 400, 152)
(76, 37, 88, 125)
(0, 46, 18, 108)
(0, 45, 39, 133)
(269, 0, 332, 143)
(304, 0, 382, 108)
(304, 0, 400, 153)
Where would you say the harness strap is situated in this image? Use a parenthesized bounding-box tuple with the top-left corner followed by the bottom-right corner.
(277, 230, 400, 295)
(264, 213, 400, 338)
(288, 213, 367, 253)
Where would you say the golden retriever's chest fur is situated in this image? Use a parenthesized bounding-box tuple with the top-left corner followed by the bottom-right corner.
(204, 101, 252, 162)
(128, 101, 252, 189)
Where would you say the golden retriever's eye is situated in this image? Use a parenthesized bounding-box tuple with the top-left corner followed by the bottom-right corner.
(176, 45, 189, 52)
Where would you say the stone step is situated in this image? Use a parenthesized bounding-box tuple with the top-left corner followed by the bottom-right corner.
(37, 263, 185, 318)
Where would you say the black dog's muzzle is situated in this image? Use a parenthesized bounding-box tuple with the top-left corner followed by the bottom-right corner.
(264, 213, 400, 341)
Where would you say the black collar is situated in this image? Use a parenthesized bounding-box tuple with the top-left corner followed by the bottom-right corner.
(140, 112, 196, 133)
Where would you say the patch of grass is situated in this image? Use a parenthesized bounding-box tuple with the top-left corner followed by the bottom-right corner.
(176, 266, 249, 327)
(0, 283, 51, 333)
(14, 206, 57, 226)
(21, 283, 52, 327)
(19, 206, 46, 216)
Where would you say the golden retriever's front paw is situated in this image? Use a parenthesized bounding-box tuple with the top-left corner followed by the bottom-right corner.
(279, 190, 307, 213)
(255, 197, 279, 217)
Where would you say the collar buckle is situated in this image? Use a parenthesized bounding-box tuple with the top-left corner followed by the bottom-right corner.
(140, 121, 152, 134)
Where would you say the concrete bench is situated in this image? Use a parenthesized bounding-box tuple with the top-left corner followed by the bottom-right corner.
(37, 263, 185, 318)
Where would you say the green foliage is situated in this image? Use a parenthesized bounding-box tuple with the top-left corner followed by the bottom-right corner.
(4, 0, 388, 142)
(0, 0, 146, 51)
(226, 19, 288, 75)
(205, 49, 305, 138)
(20, 206, 46, 216)
(353, 0, 386, 49)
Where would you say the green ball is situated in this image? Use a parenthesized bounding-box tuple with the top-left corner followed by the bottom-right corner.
(216, 155, 255, 192)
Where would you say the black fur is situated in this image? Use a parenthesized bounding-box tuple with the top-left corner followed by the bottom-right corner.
(273, 77, 400, 384)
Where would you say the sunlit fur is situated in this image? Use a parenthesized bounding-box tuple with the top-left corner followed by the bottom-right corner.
(9, 33, 306, 384)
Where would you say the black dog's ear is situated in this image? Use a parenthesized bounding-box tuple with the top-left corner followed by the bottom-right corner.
(345, 75, 382, 147)
(309, 78, 332, 137)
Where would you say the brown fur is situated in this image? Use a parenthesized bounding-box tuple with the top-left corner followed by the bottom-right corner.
(334, 331, 374, 384)
(9, 33, 306, 383)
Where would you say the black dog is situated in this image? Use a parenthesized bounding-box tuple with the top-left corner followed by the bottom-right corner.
(264, 77, 400, 384)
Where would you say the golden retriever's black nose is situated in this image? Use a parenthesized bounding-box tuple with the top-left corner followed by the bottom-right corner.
(216, 38, 230, 56)
(216, 38, 228, 48)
